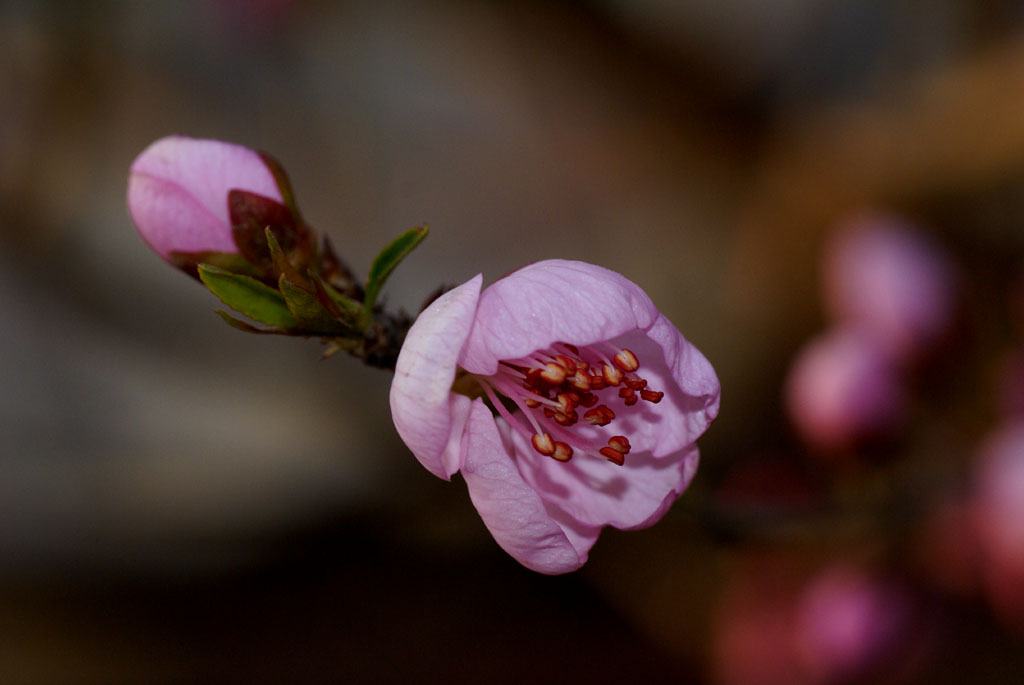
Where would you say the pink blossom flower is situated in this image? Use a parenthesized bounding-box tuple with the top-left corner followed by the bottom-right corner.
(390, 260, 720, 574)
(794, 566, 918, 683)
(785, 328, 905, 453)
(127, 135, 283, 261)
(822, 213, 958, 363)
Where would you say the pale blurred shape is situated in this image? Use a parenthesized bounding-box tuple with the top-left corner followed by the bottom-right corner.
(785, 328, 904, 452)
(712, 565, 807, 685)
(794, 565, 911, 682)
(823, 214, 958, 363)
(973, 421, 1024, 629)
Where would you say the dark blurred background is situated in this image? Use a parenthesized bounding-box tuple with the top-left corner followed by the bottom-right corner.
(5, 0, 1024, 682)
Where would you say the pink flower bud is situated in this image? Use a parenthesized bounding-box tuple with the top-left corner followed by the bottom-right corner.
(823, 214, 958, 363)
(794, 566, 920, 683)
(785, 328, 905, 453)
(127, 135, 283, 261)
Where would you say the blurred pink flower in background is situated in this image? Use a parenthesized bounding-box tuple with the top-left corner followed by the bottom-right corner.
(822, 214, 958, 364)
(972, 421, 1024, 630)
(127, 135, 283, 261)
(794, 565, 921, 683)
(785, 328, 905, 453)
(390, 260, 720, 573)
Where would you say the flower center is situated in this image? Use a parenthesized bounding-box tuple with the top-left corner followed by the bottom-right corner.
(474, 341, 663, 465)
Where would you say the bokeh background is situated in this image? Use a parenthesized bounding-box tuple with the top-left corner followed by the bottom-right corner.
(5, 0, 1024, 681)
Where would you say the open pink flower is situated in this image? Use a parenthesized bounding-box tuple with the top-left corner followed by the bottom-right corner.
(390, 260, 720, 573)
(127, 135, 283, 260)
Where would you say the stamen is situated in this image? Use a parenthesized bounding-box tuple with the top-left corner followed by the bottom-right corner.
(540, 362, 567, 385)
(568, 370, 592, 391)
(599, 447, 625, 465)
(613, 348, 639, 372)
(584, 405, 615, 426)
(624, 377, 647, 391)
(477, 341, 663, 467)
(552, 442, 573, 462)
(553, 410, 578, 426)
(640, 389, 664, 404)
(554, 355, 577, 373)
(602, 364, 623, 386)
(607, 435, 631, 454)
(532, 433, 555, 456)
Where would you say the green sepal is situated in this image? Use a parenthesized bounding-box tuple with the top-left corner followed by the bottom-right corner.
(198, 264, 297, 329)
(214, 310, 292, 335)
(257, 151, 301, 221)
(265, 226, 309, 288)
(279, 274, 350, 334)
(169, 250, 262, 280)
(310, 272, 364, 326)
(363, 225, 429, 317)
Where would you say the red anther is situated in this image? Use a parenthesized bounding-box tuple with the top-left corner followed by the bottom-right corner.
(552, 441, 573, 462)
(576, 360, 589, 372)
(624, 377, 647, 391)
(524, 396, 541, 408)
(589, 375, 607, 390)
(584, 406, 615, 426)
(618, 387, 635, 400)
(578, 392, 598, 408)
(640, 389, 664, 404)
(553, 410, 577, 426)
(613, 349, 639, 373)
(525, 368, 544, 388)
(567, 390, 581, 404)
(531, 433, 555, 456)
(624, 394, 639, 406)
(607, 435, 631, 454)
(602, 364, 623, 386)
(554, 355, 577, 373)
(555, 393, 576, 414)
(563, 343, 580, 355)
(568, 371, 591, 391)
(540, 362, 567, 385)
(599, 446, 625, 465)
(543, 408, 555, 419)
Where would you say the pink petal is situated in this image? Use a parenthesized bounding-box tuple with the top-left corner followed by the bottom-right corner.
(390, 275, 482, 480)
(513, 426, 700, 530)
(640, 314, 721, 455)
(127, 136, 282, 259)
(461, 400, 595, 574)
(127, 172, 238, 258)
(459, 260, 660, 375)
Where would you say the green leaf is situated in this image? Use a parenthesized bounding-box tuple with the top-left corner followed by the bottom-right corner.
(279, 274, 349, 334)
(214, 310, 291, 335)
(198, 264, 297, 329)
(363, 225, 428, 316)
(310, 272, 363, 326)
